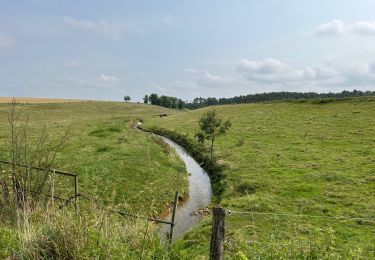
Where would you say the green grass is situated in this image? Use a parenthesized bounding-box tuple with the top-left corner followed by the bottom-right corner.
(0, 101, 187, 215)
(144, 97, 375, 258)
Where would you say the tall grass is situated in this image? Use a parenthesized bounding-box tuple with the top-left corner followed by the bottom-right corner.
(0, 201, 182, 259)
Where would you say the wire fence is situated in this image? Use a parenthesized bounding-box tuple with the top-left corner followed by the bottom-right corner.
(0, 160, 180, 243)
(221, 207, 375, 258)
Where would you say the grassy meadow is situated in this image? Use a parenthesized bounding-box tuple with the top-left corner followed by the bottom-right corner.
(1, 97, 374, 258)
(144, 97, 375, 258)
(0, 101, 188, 214)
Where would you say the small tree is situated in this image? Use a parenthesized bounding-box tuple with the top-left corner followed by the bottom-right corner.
(195, 108, 231, 161)
(123, 96, 131, 102)
(143, 95, 149, 104)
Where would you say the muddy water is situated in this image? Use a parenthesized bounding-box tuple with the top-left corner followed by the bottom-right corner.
(159, 136, 212, 241)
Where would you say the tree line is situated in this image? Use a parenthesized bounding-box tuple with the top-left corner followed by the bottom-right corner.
(143, 94, 185, 109)
(144, 90, 375, 110)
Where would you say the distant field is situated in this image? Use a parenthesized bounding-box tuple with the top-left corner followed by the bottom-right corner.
(145, 97, 375, 257)
(0, 96, 88, 103)
(0, 102, 187, 215)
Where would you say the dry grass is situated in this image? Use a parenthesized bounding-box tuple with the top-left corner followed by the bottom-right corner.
(0, 97, 89, 104)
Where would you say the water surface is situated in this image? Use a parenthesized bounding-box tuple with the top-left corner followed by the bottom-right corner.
(159, 136, 212, 241)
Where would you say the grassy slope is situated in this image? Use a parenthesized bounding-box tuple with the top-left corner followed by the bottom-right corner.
(144, 97, 375, 257)
(0, 102, 187, 215)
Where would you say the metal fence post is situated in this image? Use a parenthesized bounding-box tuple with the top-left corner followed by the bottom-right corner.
(169, 191, 179, 244)
(210, 207, 226, 260)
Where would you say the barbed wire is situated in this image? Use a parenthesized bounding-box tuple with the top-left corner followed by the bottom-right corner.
(226, 210, 375, 222)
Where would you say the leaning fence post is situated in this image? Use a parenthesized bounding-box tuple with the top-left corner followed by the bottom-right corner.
(74, 175, 78, 212)
(169, 191, 179, 244)
(210, 207, 226, 260)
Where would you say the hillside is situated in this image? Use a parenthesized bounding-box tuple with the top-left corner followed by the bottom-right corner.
(144, 97, 375, 257)
(0, 101, 187, 214)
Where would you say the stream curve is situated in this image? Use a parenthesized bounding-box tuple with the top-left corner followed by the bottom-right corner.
(158, 136, 212, 241)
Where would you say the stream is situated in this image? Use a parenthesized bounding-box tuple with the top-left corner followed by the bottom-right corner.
(158, 136, 212, 241)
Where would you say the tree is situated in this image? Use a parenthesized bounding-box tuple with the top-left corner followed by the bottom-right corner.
(123, 96, 131, 102)
(149, 93, 159, 105)
(143, 95, 149, 104)
(195, 108, 231, 161)
(177, 99, 184, 109)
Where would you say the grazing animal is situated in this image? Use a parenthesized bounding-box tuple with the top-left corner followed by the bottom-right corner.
(159, 113, 168, 118)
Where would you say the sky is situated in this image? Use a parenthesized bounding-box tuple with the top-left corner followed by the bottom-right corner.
(1, 1, 375, 102)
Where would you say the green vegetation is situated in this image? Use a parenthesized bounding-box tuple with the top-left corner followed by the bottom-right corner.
(144, 126, 226, 200)
(195, 108, 231, 161)
(0, 101, 187, 213)
(145, 93, 185, 109)
(0, 201, 187, 259)
(144, 96, 375, 258)
(1, 97, 374, 258)
(0, 101, 190, 258)
(144, 90, 375, 110)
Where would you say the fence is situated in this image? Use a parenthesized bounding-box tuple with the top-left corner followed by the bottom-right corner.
(209, 206, 375, 259)
(0, 160, 79, 209)
(0, 161, 180, 243)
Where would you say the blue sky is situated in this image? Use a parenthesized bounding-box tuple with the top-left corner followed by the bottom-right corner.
(1, 0, 375, 101)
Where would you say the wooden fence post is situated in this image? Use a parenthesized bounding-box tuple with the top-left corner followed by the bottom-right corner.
(169, 191, 179, 244)
(74, 175, 78, 212)
(210, 207, 225, 260)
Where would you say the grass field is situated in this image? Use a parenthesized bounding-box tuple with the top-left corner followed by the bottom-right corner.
(1, 97, 374, 258)
(144, 97, 375, 258)
(0, 101, 188, 215)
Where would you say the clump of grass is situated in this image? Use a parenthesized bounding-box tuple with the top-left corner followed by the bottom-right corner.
(152, 136, 171, 155)
(0, 202, 179, 259)
(235, 181, 259, 195)
(237, 138, 245, 147)
(0, 226, 18, 258)
(89, 128, 107, 137)
(89, 127, 121, 138)
(96, 146, 110, 153)
(108, 127, 121, 133)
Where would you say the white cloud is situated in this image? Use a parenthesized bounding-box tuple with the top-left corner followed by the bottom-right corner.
(312, 19, 375, 37)
(351, 20, 375, 35)
(63, 17, 124, 39)
(236, 57, 375, 90)
(53, 74, 121, 90)
(236, 58, 287, 76)
(97, 74, 120, 83)
(0, 33, 14, 47)
(237, 58, 337, 84)
(312, 19, 346, 36)
(184, 69, 234, 87)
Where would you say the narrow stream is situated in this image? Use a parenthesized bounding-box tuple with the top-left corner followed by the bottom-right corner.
(159, 136, 212, 241)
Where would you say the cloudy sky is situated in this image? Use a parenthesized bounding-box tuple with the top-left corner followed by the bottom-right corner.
(1, 0, 375, 101)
